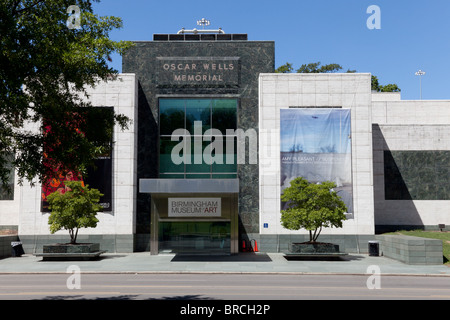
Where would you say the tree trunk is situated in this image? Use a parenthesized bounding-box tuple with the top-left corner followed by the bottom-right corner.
(69, 228, 78, 244)
(312, 227, 322, 242)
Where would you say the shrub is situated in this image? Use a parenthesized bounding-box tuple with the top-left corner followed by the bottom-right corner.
(47, 180, 103, 244)
(280, 177, 347, 242)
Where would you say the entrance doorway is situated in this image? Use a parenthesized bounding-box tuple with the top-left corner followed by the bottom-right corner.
(140, 179, 239, 255)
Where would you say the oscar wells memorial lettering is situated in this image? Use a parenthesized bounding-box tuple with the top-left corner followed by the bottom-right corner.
(157, 57, 239, 86)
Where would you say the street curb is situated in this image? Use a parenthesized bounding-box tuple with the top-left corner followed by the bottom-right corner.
(1, 271, 450, 277)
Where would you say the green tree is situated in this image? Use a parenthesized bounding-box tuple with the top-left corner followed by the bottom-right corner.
(276, 61, 344, 73)
(296, 62, 342, 73)
(280, 177, 347, 242)
(371, 75, 400, 92)
(47, 180, 103, 244)
(276, 62, 401, 92)
(275, 62, 294, 73)
(0, 0, 133, 190)
(380, 83, 401, 92)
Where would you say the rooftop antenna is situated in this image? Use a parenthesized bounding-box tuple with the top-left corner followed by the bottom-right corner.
(177, 19, 225, 34)
(197, 18, 210, 29)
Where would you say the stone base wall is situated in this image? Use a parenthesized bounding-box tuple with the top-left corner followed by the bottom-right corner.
(0, 235, 20, 258)
(18, 234, 134, 254)
(243, 233, 376, 254)
(376, 234, 443, 265)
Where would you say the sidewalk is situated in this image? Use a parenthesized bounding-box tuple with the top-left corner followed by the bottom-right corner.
(1, 252, 450, 276)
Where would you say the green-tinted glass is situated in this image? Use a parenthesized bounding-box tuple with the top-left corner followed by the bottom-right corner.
(209, 137, 237, 173)
(212, 174, 238, 179)
(186, 174, 211, 179)
(186, 99, 211, 135)
(212, 99, 237, 134)
(186, 139, 210, 173)
(159, 137, 184, 173)
(160, 99, 185, 136)
(158, 98, 238, 179)
(159, 173, 185, 179)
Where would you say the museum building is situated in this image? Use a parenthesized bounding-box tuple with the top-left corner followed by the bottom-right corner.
(1, 28, 449, 255)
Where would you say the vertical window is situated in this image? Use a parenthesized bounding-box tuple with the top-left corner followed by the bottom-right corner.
(0, 153, 15, 201)
(159, 99, 185, 136)
(159, 98, 238, 179)
(186, 99, 211, 135)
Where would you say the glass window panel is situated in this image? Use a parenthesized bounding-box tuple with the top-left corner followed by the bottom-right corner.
(159, 137, 184, 173)
(0, 153, 14, 201)
(160, 99, 185, 136)
(159, 221, 230, 254)
(159, 173, 185, 179)
(186, 99, 211, 135)
(212, 174, 237, 179)
(211, 137, 237, 173)
(186, 174, 211, 179)
(158, 98, 238, 179)
(186, 139, 210, 173)
(212, 160, 237, 173)
(212, 99, 237, 134)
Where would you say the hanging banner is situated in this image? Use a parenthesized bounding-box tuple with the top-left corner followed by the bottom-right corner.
(40, 107, 113, 212)
(280, 108, 353, 213)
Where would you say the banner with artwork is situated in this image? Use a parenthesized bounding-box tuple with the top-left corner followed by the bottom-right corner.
(40, 107, 113, 212)
(280, 108, 353, 213)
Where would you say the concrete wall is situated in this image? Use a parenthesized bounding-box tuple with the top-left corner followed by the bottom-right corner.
(372, 100, 450, 231)
(376, 234, 444, 265)
(0, 74, 138, 253)
(258, 73, 375, 237)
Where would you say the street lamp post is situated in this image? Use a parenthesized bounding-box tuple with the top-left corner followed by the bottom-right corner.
(415, 70, 426, 100)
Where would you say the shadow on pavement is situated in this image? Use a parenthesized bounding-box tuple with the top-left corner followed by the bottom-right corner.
(171, 252, 272, 262)
(284, 254, 365, 262)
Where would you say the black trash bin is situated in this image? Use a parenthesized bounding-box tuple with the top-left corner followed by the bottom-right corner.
(368, 241, 379, 256)
(11, 241, 25, 257)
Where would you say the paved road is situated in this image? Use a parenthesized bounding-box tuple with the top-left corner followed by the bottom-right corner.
(1, 273, 450, 300)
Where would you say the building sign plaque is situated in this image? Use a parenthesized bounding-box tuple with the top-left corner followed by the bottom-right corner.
(168, 198, 221, 217)
(157, 57, 239, 87)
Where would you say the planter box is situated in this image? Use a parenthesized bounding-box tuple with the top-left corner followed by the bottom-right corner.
(285, 242, 347, 259)
(290, 242, 340, 254)
(43, 243, 100, 254)
(36, 243, 106, 261)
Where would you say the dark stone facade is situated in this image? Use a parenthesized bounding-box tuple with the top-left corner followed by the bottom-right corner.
(122, 36, 275, 246)
(384, 150, 450, 200)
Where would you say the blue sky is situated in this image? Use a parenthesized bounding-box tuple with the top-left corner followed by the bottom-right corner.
(93, 0, 450, 100)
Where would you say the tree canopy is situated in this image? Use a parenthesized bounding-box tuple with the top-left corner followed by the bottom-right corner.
(371, 75, 401, 92)
(296, 62, 343, 74)
(47, 180, 103, 244)
(280, 177, 347, 242)
(275, 61, 400, 92)
(0, 0, 133, 190)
